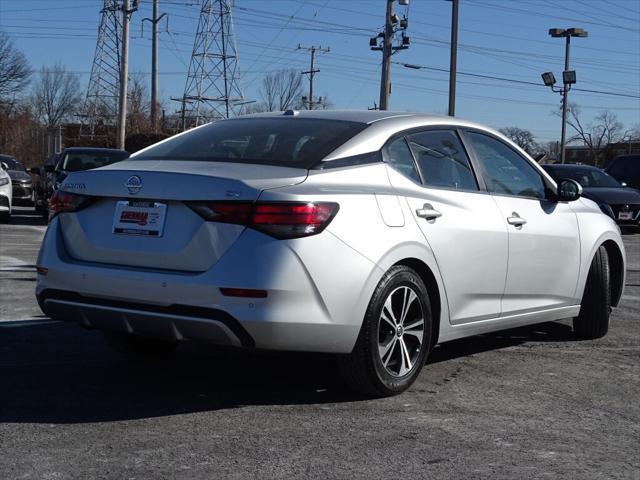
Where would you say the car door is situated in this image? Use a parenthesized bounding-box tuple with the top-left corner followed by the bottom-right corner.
(383, 129, 508, 325)
(463, 130, 581, 315)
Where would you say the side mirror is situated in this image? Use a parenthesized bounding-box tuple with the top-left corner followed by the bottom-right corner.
(43, 164, 55, 173)
(30, 167, 40, 175)
(0, 162, 7, 171)
(556, 178, 582, 202)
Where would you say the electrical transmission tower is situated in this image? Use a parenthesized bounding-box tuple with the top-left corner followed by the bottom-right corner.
(81, 0, 122, 138)
(177, 0, 245, 129)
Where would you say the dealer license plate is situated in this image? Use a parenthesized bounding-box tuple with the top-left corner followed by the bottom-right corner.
(112, 200, 167, 237)
(618, 211, 632, 220)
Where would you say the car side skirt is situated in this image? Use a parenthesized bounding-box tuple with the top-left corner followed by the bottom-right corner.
(437, 305, 581, 343)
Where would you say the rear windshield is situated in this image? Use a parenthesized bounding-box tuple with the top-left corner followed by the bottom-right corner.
(134, 118, 368, 168)
(61, 151, 129, 172)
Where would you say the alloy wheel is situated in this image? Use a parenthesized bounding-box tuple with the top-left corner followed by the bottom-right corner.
(377, 285, 425, 377)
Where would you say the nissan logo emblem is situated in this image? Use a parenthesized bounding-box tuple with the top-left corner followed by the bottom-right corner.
(125, 175, 143, 195)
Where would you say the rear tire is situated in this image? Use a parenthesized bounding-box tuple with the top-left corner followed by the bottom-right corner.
(103, 331, 178, 358)
(573, 245, 611, 339)
(338, 265, 432, 397)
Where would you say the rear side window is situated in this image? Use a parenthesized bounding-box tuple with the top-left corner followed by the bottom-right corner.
(382, 137, 421, 183)
(406, 130, 478, 191)
(135, 118, 368, 169)
(467, 132, 545, 199)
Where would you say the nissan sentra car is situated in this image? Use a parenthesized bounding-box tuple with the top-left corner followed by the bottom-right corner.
(35, 110, 626, 396)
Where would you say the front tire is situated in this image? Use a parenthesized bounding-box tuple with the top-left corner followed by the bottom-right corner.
(0, 210, 10, 223)
(339, 265, 432, 397)
(573, 245, 611, 339)
(103, 331, 178, 358)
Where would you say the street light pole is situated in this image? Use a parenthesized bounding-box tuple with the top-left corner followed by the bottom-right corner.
(559, 34, 571, 164)
(448, 0, 459, 117)
(548, 27, 588, 164)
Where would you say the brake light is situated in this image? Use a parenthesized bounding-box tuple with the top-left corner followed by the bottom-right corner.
(187, 201, 339, 239)
(49, 190, 95, 218)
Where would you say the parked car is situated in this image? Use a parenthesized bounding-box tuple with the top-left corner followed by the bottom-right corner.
(0, 161, 12, 222)
(31, 153, 60, 217)
(543, 163, 640, 229)
(35, 111, 626, 396)
(33, 148, 129, 216)
(605, 154, 640, 190)
(0, 154, 34, 206)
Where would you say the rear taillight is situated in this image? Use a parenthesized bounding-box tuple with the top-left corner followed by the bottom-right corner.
(49, 190, 95, 218)
(187, 201, 339, 239)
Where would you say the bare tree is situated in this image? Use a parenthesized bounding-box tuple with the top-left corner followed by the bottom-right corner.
(563, 104, 625, 166)
(127, 74, 151, 134)
(31, 64, 82, 128)
(499, 127, 538, 154)
(260, 69, 303, 112)
(0, 32, 31, 101)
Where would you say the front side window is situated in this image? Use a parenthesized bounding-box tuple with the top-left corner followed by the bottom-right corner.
(134, 118, 368, 169)
(467, 132, 546, 199)
(406, 130, 478, 191)
(382, 137, 421, 183)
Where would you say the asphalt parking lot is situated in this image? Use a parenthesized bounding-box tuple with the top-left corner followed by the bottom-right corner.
(1, 207, 638, 479)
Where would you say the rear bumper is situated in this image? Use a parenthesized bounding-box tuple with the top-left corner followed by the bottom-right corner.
(38, 289, 253, 347)
(35, 217, 379, 353)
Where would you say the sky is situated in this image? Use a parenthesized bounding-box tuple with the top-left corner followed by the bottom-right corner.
(1, 0, 639, 145)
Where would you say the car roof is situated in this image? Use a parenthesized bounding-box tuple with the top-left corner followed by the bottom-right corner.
(239, 109, 482, 127)
(544, 164, 600, 170)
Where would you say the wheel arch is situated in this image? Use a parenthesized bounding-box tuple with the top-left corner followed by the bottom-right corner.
(392, 257, 442, 348)
(602, 239, 624, 307)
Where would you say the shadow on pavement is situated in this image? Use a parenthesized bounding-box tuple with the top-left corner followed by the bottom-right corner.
(0, 320, 578, 424)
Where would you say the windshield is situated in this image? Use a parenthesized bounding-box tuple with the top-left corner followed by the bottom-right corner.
(549, 168, 621, 188)
(0, 157, 25, 171)
(134, 118, 368, 169)
(61, 151, 129, 172)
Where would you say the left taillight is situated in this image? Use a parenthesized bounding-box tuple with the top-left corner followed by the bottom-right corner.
(187, 201, 339, 239)
(49, 190, 95, 218)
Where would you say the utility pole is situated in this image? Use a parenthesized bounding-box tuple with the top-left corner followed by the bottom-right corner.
(117, 0, 138, 150)
(370, 0, 410, 111)
(448, 0, 459, 117)
(298, 45, 329, 110)
(143, 0, 167, 133)
(380, 0, 393, 110)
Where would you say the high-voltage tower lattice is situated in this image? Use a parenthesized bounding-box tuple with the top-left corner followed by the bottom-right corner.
(82, 0, 122, 137)
(178, 0, 245, 128)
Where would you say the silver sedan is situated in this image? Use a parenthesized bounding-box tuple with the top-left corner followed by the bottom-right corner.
(35, 110, 626, 396)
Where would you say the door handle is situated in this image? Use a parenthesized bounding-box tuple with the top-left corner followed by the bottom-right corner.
(416, 203, 442, 222)
(507, 212, 527, 227)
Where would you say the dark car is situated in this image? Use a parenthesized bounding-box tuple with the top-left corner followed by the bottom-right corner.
(605, 154, 640, 190)
(0, 154, 34, 206)
(33, 148, 129, 215)
(543, 163, 640, 229)
(31, 153, 60, 217)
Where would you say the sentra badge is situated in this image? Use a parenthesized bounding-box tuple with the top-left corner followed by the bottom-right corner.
(125, 175, 143, 195)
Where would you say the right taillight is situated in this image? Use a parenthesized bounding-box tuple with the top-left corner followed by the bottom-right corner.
(187, 201, 339, 239)
(49, 190, 95, 218)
